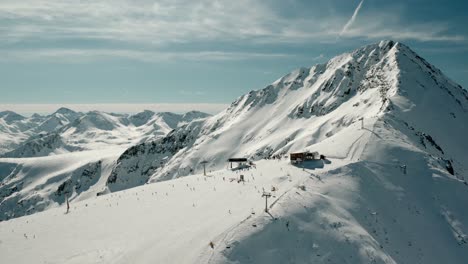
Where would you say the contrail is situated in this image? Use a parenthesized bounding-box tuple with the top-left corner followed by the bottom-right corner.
(340, 0, 365, 36)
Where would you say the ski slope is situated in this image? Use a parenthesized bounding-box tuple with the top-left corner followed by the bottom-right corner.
(0, 159, 341, 264)
(1, 115, 467, 263)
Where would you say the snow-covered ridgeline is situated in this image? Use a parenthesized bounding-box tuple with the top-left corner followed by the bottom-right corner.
(109, 40, 468, 190)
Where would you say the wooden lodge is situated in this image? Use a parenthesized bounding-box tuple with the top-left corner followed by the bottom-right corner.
(290, 151, 321, 163)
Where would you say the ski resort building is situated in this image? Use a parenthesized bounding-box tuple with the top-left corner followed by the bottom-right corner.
(228, 158, 248, 168)
(289, 151, 320, 163)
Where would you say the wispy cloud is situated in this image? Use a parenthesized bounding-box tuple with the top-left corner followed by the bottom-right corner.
(178, 90, 206, 96)
(340, 0, 365, 37)
(0, 0, 465, 62)
(0, 0, 278, 44)
(0, 48, 293, 62)
(312, 54, 325, 61)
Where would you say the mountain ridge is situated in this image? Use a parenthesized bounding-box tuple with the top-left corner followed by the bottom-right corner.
(107, 40, 467, 192)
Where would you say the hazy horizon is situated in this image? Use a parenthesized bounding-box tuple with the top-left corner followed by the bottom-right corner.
(0, 103, 229, 116)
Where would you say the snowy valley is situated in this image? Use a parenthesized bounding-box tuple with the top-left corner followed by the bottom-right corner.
(1, 40, 468, 264)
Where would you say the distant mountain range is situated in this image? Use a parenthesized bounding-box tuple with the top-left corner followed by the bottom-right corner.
(0, 108, 210, 157)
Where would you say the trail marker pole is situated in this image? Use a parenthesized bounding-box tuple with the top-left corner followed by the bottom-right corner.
(201, 161, 208, 176)
(401, 165, 407, 175)
(262, 192, 272, 213)
(66, 194, 70, 214)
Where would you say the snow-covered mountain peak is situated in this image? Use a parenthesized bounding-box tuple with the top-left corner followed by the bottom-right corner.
(0, 110, 26, 124)
(229, 39, 466, 123)
(107, 40, 467, 192)
(34, 109, 82, 133)
(30, 113, 44, 119)
(209, 41, 404, 135)
(129, 110, 156, 127)
(180, 110, 211, 121)
(53, 107, 77, 115)
(65, 111, 122, 132)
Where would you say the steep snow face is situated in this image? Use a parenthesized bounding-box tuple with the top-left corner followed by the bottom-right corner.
(110, 40, 467, 191)
(383, 44, 468, 167)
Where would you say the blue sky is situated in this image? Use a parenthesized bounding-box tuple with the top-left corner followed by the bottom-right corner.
(1, 0, 467, 113)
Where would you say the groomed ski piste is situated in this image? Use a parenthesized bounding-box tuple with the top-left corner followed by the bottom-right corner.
(0, 157, 338, 264)
(1, 116, 467, 264)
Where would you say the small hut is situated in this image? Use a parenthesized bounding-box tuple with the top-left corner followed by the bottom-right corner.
(228, 158, 248, 169)
(290, 151, 320, 164)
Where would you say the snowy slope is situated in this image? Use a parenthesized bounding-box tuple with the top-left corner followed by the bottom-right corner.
(1, 156, 467, 264)
(0, 159, 344, 264)
(1, 40, 468, 263)
(210, 118, 468, 264)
